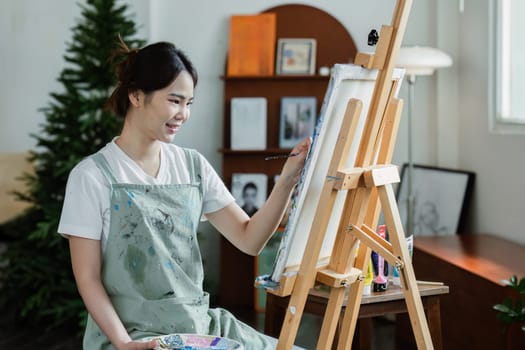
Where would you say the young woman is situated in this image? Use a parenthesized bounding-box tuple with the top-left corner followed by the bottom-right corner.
(58, 39, 310, 350)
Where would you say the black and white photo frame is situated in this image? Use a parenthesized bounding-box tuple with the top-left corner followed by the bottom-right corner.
(396, 164, 475, 235)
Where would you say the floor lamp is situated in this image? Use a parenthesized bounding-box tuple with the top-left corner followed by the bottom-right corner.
(396, 46, 453, 236)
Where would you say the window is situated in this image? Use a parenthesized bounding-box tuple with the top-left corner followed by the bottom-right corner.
(490, 0, 525, 133)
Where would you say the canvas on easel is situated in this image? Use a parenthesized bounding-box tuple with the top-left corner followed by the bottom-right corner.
(268, 64, 404, 285)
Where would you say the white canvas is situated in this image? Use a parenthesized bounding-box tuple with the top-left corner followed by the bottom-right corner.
(270, 64, 404, 282)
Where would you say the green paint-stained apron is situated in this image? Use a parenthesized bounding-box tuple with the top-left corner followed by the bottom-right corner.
(84, 149, 273, 349)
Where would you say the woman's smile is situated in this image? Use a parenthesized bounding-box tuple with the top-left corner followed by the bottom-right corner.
(165, 121, 182, 134)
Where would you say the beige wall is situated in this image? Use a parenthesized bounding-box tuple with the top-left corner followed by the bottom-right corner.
(0, 153, 32, 223)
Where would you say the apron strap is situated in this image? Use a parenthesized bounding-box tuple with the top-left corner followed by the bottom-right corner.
(92, 153, 118, 185)
(183, 148, 202, 192)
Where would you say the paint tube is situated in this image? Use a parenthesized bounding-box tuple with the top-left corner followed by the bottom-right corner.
(392, 264, 400, 286)
(373, 224, 388, 292)
(393, 234, 414, 286)
(363, 259, 373, 296)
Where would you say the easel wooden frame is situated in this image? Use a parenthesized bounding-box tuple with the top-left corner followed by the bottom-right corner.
(266, 1, 435, 349)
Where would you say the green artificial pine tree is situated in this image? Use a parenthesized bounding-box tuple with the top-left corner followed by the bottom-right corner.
(0, 0, 144, 330)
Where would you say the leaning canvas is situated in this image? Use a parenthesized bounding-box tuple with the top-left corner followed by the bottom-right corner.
(268, 64, 404, 283)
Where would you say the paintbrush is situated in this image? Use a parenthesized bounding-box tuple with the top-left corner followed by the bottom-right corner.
(264, 152, 300, 161)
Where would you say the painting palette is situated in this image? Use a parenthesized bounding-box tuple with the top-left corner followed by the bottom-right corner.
(146, 334, 243, 350)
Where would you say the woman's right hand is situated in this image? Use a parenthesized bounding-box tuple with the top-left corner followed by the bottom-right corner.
(119, 339, 158, 350)
(279, 136, 312, 186)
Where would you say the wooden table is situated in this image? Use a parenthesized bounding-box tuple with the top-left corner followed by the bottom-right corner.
(265, 283, 449, 349)
(404, 234, 525, 350)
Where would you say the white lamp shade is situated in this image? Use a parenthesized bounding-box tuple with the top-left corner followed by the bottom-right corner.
(396, 46, 453, 76)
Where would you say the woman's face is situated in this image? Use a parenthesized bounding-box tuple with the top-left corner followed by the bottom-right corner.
(243, 187, 257, 207)
(135, 70, 195, 143)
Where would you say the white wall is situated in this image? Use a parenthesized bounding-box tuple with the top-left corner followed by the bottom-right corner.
(452, 0, 525, 245)
(4, 1, 522, 259)
(0, 0, 149, 153)
(0, 0, 437, 179)
(1, 0, 77, 152)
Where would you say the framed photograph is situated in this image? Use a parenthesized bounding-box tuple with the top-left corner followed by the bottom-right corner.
(276, 38, 316, 75)
(231, 173, 268, 217)
(396, 164, 475, 236)
(279, 97, 317, 148)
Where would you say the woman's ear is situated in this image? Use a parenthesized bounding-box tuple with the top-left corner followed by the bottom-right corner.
(128, 90, 142, 108)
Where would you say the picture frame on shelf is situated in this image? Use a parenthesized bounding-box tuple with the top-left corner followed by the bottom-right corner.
(231, 173, 268, 218)
(396, 164, 475, 236)
(230, 97, 267, 150)
(279, 97, 317, 149)
(275, 38, 316, 75)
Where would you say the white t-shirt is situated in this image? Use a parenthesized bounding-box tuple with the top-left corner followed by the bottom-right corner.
(57, 140, 235, 251)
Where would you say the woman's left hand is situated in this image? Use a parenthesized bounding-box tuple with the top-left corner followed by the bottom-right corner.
(279, 137, 312, 185)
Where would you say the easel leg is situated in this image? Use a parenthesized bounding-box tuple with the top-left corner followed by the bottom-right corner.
(378, 184, 434, 349)
(317, 287, 346, 350)
(335, 247, 372, 350)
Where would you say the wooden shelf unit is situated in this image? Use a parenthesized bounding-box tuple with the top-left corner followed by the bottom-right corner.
(219, 4, 357, 311)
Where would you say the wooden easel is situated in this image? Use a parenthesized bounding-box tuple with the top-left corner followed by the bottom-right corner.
(267, 1, 434, 349)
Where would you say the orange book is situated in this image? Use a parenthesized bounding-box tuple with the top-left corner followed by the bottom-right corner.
(227, 13, 276, 76)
